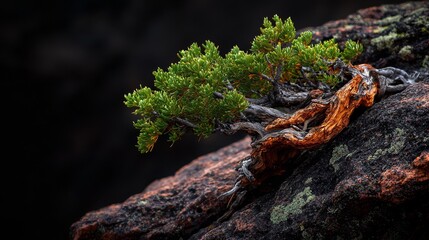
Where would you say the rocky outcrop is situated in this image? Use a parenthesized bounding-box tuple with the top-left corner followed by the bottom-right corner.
(71, 2, 429, 239)
(308, 1, 429, 70)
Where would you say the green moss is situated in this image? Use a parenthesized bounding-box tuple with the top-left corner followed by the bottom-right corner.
(329, 145, 350, 172)
(416, 15, 429, 28)
(398, 45, 414, 61)
(409, 8, 429, 25)
(367, 149, 385, 162)
(367, 128, 406, 161)
(410, 7, 428, 16)
(422, 55, 429, 69)
(386, 128, 406, 154)
(270, 187, 315, 224)
(376, 15, 402, 25)
(304, 177, 313, 185)
(404, 7, 429, 26)
(373, 26, 388, 34)
(371, 32, 407, 50)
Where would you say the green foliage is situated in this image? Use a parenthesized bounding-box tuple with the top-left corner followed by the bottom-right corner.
(125, 15, 363, 153)
(342, 39, 364, 61)
(222, 46, 271, 97)
(125, 41, 249, 153)
(251, 15, 296, 53)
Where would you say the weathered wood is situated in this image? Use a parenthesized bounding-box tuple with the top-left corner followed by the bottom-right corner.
(234, 64, 380, 187)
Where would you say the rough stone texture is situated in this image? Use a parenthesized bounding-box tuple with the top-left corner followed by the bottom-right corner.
(189, 80, 429, 240)
(71, 2, 429, 239)
(71, 139, 252, 240)
(308, 1, 429, 71)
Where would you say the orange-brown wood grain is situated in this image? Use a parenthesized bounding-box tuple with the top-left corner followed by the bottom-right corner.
(246, 64, 379, 186)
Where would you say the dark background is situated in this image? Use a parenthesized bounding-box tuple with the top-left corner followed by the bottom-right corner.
(4, 0, 408, 239)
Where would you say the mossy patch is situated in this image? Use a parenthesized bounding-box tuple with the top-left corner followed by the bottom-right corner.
(330, 145, 350, 172)
(270, 187, 315, 224)
(371, 32, 407, 50)
(408, 8, 429, 25)
(410, 7, 428, 16)
(373, 26, 388, 34)
(367, 128, 406, 161)
(398, 45, 414, 61)
(376, 15, 402, 25)
(422, 55, 429, 69)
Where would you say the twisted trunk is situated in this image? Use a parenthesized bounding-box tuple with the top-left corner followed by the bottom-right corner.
(237, 64, 380, 187)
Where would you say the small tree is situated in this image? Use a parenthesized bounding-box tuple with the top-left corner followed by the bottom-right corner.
(124, 15, 362, 153)
(125, 15, 415, 195)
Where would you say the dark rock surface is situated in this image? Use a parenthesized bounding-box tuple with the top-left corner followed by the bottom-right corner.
(71, 139, 252, 239)
(190, 81, 429, 240)
(308, 1, 429, 70)
(71, 2, 429, 239)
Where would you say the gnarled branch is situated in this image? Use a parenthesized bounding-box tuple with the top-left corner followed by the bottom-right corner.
(231, 64, 383, 188)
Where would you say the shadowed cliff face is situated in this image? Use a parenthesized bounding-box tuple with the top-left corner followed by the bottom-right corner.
(71, 2, 429, 239)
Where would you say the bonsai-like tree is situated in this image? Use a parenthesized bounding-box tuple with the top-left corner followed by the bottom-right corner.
(125, 15, 417, 196)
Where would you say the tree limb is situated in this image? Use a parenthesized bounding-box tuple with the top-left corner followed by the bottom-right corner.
(236, 64, 380, 187)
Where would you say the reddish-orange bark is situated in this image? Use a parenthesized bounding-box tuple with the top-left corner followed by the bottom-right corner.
(244, 64, 380, 186)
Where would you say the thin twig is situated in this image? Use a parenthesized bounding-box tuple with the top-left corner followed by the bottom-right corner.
(174, 117, 197, 128)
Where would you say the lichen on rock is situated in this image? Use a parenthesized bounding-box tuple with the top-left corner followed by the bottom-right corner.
(330, 144, 351, 172)
(371, 32, 407, 50)
(367, 128, 406, 161)
(270, 187, 315, 224)
(398, 45, 414, 61)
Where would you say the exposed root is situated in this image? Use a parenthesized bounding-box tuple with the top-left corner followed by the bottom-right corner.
(221, 63, 418, 202)
(219, 181, 242, 198)
(239, 157, 255, 182)
(375, 67, 420, 95)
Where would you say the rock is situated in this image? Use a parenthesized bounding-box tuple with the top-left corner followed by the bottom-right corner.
(190, 80, 429, 240)
(70, 139, 252, 240)
(71, 2, 429, 239)
(308, 1, 429, 70)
